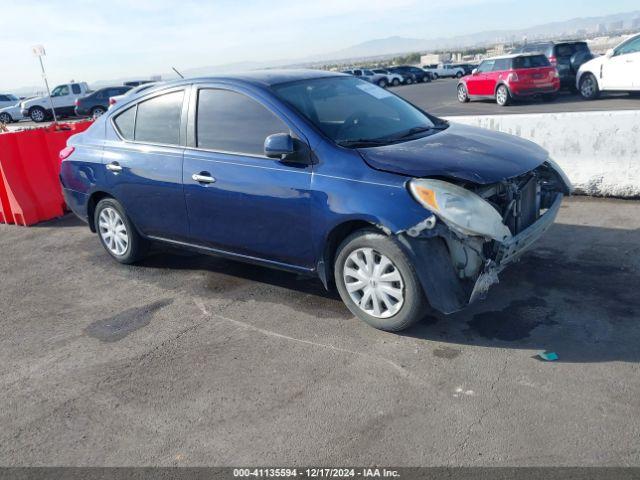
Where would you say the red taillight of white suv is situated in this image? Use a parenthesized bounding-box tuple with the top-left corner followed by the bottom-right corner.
(74, 99, 80, 107)
(109, 97, 117, 106)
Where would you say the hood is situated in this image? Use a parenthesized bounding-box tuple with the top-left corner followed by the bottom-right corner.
(357, 122, 548, 184)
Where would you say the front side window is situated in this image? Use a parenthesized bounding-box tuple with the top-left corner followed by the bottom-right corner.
(196, 89, 289, 156)
(273, 76, 440, 147)
(52, 85, 70, 97)
(477, 60, 495, 73)
(616, 37, 640, 56)
(134, 91, 184, 145)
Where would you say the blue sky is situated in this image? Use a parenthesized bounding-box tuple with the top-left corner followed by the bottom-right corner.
(2, 0, 638, 91)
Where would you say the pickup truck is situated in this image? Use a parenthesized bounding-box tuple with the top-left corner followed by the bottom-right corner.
(423, 64, 466, 79)
(21, 82, 90, 122)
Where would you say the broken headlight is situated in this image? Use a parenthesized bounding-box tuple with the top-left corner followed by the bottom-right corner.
(408, 178, 512, 242)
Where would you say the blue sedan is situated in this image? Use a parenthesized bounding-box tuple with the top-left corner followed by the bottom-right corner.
(59, 70, 571, 331)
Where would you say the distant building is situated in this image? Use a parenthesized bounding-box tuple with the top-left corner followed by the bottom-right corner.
(485, 44, 506, 58)
(420, 53, 451, 65)
(596, 23, 607, 34)
(632, 18, 640, 30)
(608, 20, 624, 32)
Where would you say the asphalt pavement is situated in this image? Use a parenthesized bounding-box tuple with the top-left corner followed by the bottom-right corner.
(1, 197, 639, 466)
(392, 78, 640, 116)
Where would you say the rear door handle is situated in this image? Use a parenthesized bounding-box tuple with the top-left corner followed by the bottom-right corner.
(106, 162, 122, 172)
(192, 173, 216, 184)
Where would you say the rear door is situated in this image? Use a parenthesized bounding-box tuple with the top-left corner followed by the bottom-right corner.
(182, 85, 314, 268)
(104, 87, 189, 240)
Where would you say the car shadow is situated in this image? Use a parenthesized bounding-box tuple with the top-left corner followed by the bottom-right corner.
(133, 221, 640, 364)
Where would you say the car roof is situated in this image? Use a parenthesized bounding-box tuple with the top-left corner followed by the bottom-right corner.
(483, 52, 547, 61)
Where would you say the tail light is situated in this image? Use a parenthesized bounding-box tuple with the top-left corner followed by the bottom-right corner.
(74, 99, 80, 106)
(59, 146, 75, 161)
(548, 56, 557, 66)
(507, 72, 519, 82)
(109, 97, 116, 106)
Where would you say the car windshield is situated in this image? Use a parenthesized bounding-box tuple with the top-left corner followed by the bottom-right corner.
(272, 76, 443, 147)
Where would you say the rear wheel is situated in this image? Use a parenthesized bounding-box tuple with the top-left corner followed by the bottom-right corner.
(579, 73, 600, 100)
(405, 77, 413, 85)
(457, 84, 470, 103)
(456, 71, 463, 79)
(496, 84, 511, 106)
(377, 78, 388, 88)
(90, 106, 106, 118)
(94, 198, 148, 264)
(0, 112, 12, 124)
(334, 230, 428, 332)
(392, 78, 400, 87)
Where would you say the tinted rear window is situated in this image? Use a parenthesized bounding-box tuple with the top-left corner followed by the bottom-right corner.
(513, 55, 550, 69)
(555, 43, 588, 58)
(113, 106, 136, 140)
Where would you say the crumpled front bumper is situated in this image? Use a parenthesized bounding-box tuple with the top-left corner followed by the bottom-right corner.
(469, 192, 563, 304)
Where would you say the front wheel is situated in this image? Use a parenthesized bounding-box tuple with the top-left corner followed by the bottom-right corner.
(94, 198, 148, 264)
(334, 230, 428, 332)
(377, 79, 388, 88)
(0, 112, 12, 124)
(456, 71, 463, 79)
(457, 84, 470, 103)
(30, 107, 47, 123)
(579, 73, 600, 100)
(392, 78, 400, 87)
(496, 84, 511, 106)
(405, 77, 413, 85)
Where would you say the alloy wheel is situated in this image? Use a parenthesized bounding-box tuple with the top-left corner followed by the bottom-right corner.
(0, 113, 11, 124)
(581, 76, 595, 98)
(98, 207, 129, 256)
(343, 247, 404, 319)
(458, 85, 468, 102)
(496, 86, 508, 105)
(31, 109, 45, 122)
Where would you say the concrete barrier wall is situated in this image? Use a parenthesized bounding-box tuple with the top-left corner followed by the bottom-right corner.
(445, 110, 640, 198)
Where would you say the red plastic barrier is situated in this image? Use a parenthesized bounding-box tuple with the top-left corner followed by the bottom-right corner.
(0, 121, 93, 226)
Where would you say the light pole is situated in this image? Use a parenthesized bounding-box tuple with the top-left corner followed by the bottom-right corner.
(31, 45, 58, 125)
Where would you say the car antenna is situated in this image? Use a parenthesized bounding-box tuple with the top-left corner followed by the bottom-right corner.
(172, 67, 184, 79)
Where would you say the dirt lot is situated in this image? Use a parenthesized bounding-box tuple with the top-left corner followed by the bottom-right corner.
(0, 197, 639, 466)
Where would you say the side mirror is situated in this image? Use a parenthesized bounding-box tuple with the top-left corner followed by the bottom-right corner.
(606, 48, 615, 58)
(472, 68, 479, 75)
(264, 133, 295, 159)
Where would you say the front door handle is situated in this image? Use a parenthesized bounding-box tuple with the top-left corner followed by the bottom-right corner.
(106, 162, 122, 172)
(192, 173, 216, 184)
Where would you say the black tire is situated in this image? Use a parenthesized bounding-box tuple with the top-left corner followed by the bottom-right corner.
(579, 73, 600, 100)
(30, 106, 47, 123)
(496, 84, 511, 106)
(405, 77, 413, 85)
(334, 229, 428, 332)
(456, 71, 463, 79)
(0, 112, 12, 124)
(90, 106, 106, 118)
(457, 84, 470, 103)
(392, 78, 400, 87)
(94, 197, 148, 264)
(377, 78, 388, 88)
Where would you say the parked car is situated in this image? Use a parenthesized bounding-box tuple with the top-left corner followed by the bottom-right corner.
(342, 69, 389, 87)
(0, 103, 24, 124)
(0, 93, 20, 110)
(60, 70, 570, 332)
(457, 54, 560, 106)
(74, 86, 132, 118)
(451, 63, 477, 75)
(123, 80, 153, 87)
(423, 64, 466, 79)
(372, 68, 405, 87)
(388, 66, 431, 84)
(109, 83, 157, 108)
(576, 33, 640, 100)
(20, 82, 90, 122)
(512, 41, 593, 91)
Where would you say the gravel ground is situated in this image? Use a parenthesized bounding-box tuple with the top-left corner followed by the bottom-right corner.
(0, 197, 639, 466)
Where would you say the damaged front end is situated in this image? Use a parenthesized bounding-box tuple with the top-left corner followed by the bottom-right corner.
(399, 160, 571, 314)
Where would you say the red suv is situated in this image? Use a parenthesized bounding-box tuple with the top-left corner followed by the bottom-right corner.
(457, 54, 560, 106)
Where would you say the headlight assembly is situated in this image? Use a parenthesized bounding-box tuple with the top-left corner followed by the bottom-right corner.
(409, 178, 512, 242)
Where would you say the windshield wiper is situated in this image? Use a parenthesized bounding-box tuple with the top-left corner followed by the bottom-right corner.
(337, 138, 390, 148)
(389, 124, 448, 141)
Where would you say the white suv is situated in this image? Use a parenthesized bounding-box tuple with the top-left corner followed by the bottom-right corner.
(577, 33, 640, 99)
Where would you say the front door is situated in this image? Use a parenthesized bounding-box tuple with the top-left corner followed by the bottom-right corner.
(104, 88, 189, 240)
(603, 36, 640, 90)
(183, 86, 314, 269)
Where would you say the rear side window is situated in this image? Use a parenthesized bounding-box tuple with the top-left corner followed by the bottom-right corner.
(71, 84, 81, 94)
(114, 106, 136, 140)
(196, 89, 289, 156)
(513, 55, 550, 69)
(492, 59, 511, 71)
(555, 43, 588, 58)
(134, 91, 184, 145)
